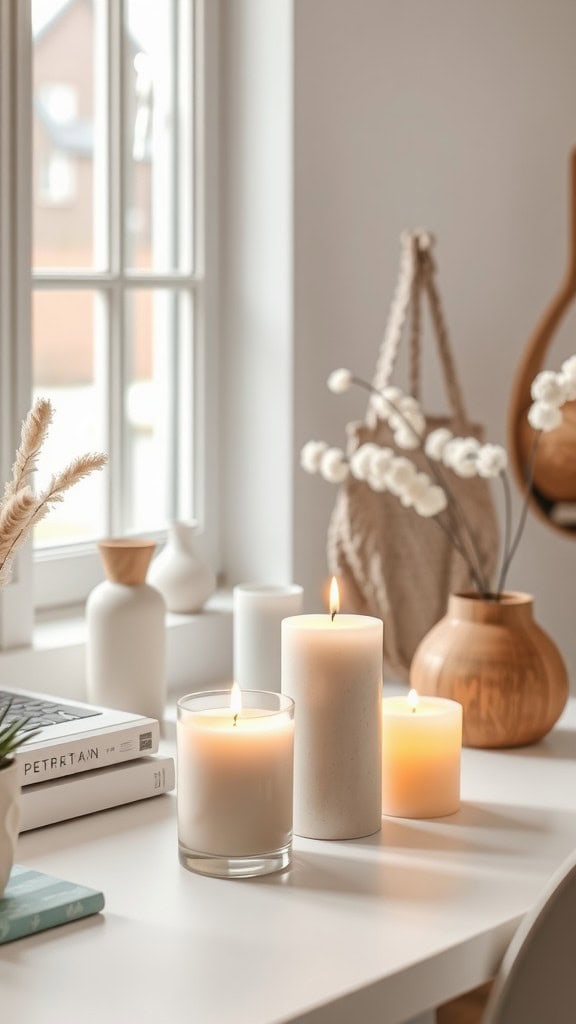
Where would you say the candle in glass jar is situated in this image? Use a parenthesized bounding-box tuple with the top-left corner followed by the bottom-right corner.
(381, 690, 462, 818)
(177, 686, 295, 878)
(282, 578, 383, 840)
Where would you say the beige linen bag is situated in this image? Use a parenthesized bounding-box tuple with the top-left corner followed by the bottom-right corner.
(327, 231, 499, 680)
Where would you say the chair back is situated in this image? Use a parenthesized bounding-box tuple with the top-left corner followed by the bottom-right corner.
(483, 849, 576, 1024)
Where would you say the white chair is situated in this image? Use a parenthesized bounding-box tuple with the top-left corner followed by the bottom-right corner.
(438, 848, 576, 1024)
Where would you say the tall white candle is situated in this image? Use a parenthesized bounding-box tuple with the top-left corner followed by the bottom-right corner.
(282, 583, 383, 840)
(381, 690, 462, 818)
(234, 583, 304, 692)
(177, 688, 294, 878)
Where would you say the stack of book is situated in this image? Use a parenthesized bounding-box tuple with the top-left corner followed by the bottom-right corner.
(15, 706, 175, 831)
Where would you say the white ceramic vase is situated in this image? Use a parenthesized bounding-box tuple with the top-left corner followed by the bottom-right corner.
(148, 522, 216, 613)
(86, 540, 166, 723)
(0, 761, 20, 895)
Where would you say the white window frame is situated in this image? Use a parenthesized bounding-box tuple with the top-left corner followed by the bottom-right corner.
(0, 0, 219, 643)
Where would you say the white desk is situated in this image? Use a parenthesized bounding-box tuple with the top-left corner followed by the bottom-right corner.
(4, 698, 576, 1024)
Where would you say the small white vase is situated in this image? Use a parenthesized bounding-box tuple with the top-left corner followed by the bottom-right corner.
(86, 540, 166, 722)
(0, 761, 20, 895)
(148, 522, 216, 613)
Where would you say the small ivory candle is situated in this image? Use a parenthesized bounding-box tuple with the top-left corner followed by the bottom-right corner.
(177, 687, 294, 877)
(381, 690, 462, 818)
(233, 583, 304, 693)
(282, 578, 383, 840)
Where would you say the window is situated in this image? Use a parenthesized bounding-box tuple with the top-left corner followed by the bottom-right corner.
(38, 150, 77, 205)
(36, 84, 79, 205)
(0, 0, 217, 637)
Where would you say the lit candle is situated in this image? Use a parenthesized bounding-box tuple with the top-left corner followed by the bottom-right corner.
(281, 578, 383, 840)
(176, 685, 295, 878)
(381, 690, 462, 818)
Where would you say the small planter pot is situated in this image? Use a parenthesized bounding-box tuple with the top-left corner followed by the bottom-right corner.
(410, 591, 568, 748)
(0, 760, 20, 895)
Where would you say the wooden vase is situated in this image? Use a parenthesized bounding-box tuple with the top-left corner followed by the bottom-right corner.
(410, 592, 568, 748)
(518, 399, 576, 503)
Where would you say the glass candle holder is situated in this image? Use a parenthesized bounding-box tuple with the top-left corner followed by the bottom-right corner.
(177, 690, 295, 878)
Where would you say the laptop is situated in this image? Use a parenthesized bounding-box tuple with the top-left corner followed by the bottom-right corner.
(0, 686, 160, 787)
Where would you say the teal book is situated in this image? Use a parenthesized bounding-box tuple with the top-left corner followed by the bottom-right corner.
(0, 865, 104, 943)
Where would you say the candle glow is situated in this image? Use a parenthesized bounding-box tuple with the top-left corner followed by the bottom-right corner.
(408, 689, 419, 712)
(230, 681, 242, 712)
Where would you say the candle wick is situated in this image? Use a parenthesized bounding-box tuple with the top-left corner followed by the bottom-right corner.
(411, 706, 416, 714)
(331, 610, 336, 622)
(233, 712, 238, 727)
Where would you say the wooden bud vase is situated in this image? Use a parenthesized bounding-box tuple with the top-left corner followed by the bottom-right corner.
(410, 592, 568, 748)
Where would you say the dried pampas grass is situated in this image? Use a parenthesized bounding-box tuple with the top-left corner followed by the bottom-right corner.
(0, 398, 108, 580)
(5, 398, 53, 498)
(39, 453, 108, 506)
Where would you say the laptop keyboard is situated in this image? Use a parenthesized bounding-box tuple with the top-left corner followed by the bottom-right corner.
(0, 691, 102, 730)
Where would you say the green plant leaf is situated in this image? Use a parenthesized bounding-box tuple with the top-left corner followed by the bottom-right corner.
(0, 700, 42, 762)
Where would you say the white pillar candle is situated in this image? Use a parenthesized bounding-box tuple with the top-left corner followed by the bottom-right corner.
(381, 690, 462, 818)
(177, 688, 295, 878)
(234, 583, 304, 693)
(282, 585, 383, 840)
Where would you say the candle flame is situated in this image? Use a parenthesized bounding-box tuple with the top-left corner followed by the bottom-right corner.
(329, 576, 340, 621)
(408, 689, 419, 713)
(230, 681, 242, 725)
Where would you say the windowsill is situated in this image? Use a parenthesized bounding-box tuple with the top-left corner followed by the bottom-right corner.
(0, 589, 233, 700)
(34, 588, 233, 648)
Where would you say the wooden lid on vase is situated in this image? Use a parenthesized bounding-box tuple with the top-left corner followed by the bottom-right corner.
(98, 539, 156, 585)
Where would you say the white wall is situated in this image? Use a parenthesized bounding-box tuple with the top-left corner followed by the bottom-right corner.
(219, 0, 294, 585)
(292, 0, 576, 679)
(221, 0, 576, 681)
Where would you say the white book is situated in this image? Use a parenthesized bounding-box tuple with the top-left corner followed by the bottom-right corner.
(17, 717, 160, 787)
(20, 754, 175, 831)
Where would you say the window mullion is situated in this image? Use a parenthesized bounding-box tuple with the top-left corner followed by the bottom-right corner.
(173, 0, 197, 521)
(0, 0, 34, 648)
(108, 282, 125, 534)
(168, 0, 180, 519)
(32, 273, 203, 288)
(94, 0, 109, 272)
(108, 0, 126, 535)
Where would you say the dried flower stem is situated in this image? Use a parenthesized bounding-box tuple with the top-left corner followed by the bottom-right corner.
(352, 375, 490, 593)
(5, 398, 53, 499)
(425, 456, 490, 594)
(0, 453, 107, 576)
(497, 432, 541, 594)
(426, 508, 486, 593)
(495, 472, 513, 597)
(39, 453, 108, 505)
(0, 489, 38, 564)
